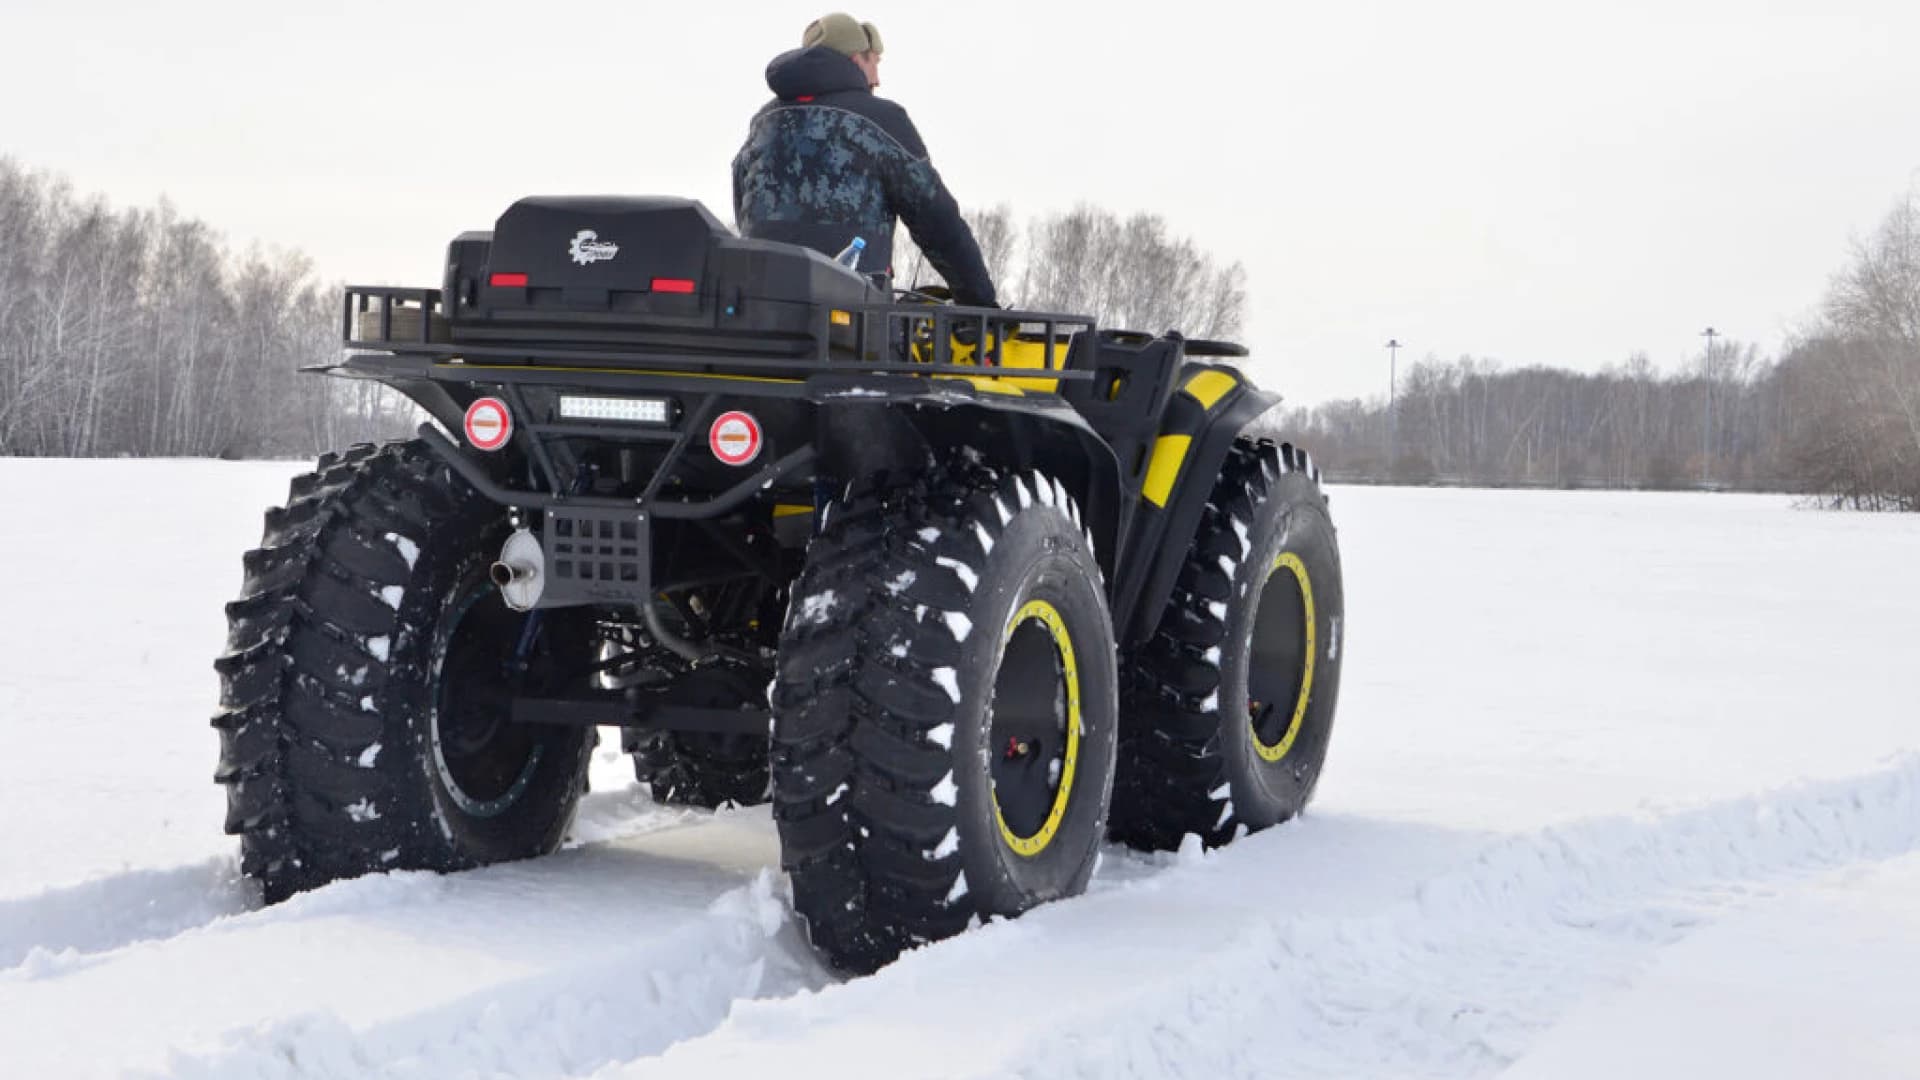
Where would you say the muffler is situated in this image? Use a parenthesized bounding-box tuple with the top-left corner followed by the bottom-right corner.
(490, 528, 546, 611)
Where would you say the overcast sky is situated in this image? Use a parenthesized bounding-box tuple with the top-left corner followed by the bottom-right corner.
(3, 0, 1914, 405)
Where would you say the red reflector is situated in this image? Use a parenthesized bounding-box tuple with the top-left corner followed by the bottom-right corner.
(490, 272, 528, 287)
(651, 278, 696, 294)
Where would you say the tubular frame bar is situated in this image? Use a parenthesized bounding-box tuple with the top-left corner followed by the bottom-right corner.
(417, 422, 815, 518)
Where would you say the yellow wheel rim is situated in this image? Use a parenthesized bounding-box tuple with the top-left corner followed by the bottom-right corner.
(991, 599, 1082, 857)
(1251, 553, 1316, 763)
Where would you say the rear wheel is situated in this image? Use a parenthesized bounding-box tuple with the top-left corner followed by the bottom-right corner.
(771, 463, 1118, 974)
(1110, 439, 1345, 850)
(213, 441, 594, 901)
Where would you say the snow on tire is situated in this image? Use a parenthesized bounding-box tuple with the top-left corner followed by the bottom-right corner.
(1110, 438, 1345, 851)
(213, 440, 594, 901)
(771, 462, 1119, 974)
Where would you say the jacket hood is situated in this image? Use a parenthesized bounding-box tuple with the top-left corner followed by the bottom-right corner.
(765, 46, 870, 100)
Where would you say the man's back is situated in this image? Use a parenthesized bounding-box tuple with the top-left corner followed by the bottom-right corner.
(732, 23, 997, 307)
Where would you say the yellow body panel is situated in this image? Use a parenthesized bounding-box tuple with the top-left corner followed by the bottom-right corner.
(1141, 434, 1192, 507)
(910, 331, 1069, 393)
(996, 337, 1069, 393)
(1182, 369, 1237, 410)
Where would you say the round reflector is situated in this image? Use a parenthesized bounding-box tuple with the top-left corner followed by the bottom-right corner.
(708, 410, 763, 466)
(464, 397, 513, 452)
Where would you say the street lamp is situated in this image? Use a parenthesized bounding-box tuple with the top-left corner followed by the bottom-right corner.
(1700, 327, 1718, 486)
(1385, 338, 1402, 478)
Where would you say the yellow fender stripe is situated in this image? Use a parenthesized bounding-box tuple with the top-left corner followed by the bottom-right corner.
(994, 599, 1083, 857)
(1182, 369, 1237, 410)
(1141, 434, 1191, 507)
(1253, 552, 1316, 762)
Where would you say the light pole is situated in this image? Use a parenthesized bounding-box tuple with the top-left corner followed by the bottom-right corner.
(1385, 339, 1402, 479)
(1700, 327, 1718, 487)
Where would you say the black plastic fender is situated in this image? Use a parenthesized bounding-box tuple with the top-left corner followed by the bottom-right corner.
(808, 374, 1125, 588)
(1110, 364, 1280, 647)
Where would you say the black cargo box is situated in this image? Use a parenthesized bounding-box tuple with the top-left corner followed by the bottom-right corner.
(442, 196, 873, 359)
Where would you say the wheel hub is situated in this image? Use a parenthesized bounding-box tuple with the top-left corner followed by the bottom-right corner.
(1249, 552, 1316, 762)
(988, 600, 1082, 857)
(430, 584, 547, 817)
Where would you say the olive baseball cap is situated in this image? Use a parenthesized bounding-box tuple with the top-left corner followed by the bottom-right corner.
(803, 13, 884, 57)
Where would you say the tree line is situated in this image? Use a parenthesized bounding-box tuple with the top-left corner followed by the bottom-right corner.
(4, 152, 1912, 513)
(0, 162, 1244, 461)
(1280, 187, 1920, 510)
(896, 203, 1248, 342)
(0, 157, 410, 458)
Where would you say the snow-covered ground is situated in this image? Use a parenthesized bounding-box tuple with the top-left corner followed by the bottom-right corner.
(2, 458, 1917, 1079)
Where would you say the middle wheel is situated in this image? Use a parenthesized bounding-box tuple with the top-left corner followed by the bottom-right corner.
(772, 464, 1119, 974)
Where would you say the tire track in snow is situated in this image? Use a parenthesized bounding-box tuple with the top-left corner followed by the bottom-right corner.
(1, 811, 828, 1079)
(1002, 754, 1920, 1080)
(565, 784, 710, 848)
(18, 755, 1916, 1079)
(0, 857, 252, 972)
(0, 784, 685, 978)
(615, 756, 1920, 1080)
(143, 871, 828, 1080)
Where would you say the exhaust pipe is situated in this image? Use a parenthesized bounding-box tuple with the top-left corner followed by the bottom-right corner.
(492, 528, 545, 611)
(489, 558, 537, 589)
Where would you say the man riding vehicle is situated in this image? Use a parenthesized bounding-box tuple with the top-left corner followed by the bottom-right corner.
(732, 13, 999, 308)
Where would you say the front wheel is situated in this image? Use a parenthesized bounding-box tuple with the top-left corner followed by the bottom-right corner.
(770, 464, 1119, 974)
(1110, 439, 1345, 850)
(629, 667, 772, 809)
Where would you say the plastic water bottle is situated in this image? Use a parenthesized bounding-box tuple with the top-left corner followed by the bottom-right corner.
(834, 236, 866, 271)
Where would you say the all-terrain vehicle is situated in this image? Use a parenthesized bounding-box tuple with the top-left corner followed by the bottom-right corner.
(212, 196, 1344, 973)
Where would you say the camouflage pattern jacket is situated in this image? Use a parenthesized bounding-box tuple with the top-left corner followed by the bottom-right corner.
(732, 47, 998, 307)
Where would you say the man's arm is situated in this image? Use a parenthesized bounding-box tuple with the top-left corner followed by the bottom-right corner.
(870, 102, 998, 307)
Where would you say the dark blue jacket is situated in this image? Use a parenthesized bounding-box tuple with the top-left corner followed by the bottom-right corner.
(732, 47, 998, 307)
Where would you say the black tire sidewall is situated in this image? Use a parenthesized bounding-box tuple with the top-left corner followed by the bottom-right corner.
(1219, 473, 1344, 827)
(951, 498, 1118, 914)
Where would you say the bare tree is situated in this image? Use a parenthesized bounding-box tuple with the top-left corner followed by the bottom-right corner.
(966, 203, 1018, 294)
(886, 202, 1246, 342)
(1021, 205, 1246, 338)
(0, 157, 412, 460)
(1783, 186, 1920, 508)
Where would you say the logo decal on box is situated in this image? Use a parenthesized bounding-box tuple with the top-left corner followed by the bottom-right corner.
(568, 229, 620, 265)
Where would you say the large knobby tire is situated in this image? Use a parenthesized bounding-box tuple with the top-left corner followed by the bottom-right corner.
(213, 441, 594, 901)
(771, 463, 1119, 974)
(633, 735, 772, 809)
(1110, 439, 1345, 851)
(630, 667, 772, 809)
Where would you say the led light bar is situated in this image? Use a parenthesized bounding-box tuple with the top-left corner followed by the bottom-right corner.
(557, 395, 671, 423)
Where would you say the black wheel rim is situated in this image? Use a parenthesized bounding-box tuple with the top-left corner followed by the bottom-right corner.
(430, 581, 546, 817)
(988, 601, 1081, 855)
(1248, 553, 1316, 762)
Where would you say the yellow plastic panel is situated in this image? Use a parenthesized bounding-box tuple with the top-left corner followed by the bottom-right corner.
(1141, 434, 1192, 507)
(1182, 369, 1236, 410)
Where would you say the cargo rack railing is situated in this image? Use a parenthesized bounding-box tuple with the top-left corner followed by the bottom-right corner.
(341, 285, 1099, 382)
